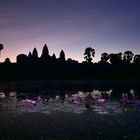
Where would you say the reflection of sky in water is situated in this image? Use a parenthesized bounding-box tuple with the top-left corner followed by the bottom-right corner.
(0, 87, 140, 140)
(0, 89, 139, 115)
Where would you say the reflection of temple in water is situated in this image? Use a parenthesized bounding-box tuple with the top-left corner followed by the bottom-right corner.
(0, 88, 139, 115)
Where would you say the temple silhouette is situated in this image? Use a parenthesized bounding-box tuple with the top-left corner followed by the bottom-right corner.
(0, 44, 140, 81)
(16, 44, 78, 65)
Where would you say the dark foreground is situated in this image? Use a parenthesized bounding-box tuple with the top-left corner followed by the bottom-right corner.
(0, 80, 140, 140)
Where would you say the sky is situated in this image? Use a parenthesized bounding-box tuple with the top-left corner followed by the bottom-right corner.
(0, 0, 140, 62)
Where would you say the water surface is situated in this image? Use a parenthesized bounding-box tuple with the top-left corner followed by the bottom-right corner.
(0, 80, 140, 140)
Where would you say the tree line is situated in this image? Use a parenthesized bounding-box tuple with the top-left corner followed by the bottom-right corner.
(84, 47, 140, 64)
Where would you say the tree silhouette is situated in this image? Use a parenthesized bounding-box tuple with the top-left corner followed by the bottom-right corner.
(133, 54, 140, 64)
(84, 47, 95, 63)
(59, 50, 65, 61)
(4, 58, 11, 64)
(0, 43, 4, 57)
(123, 51, 134, 64)
(109, 52, 122, 65)
(100, 52, 109, 63)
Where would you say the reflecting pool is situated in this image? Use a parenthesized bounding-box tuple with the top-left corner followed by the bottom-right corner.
(0, 80, 140, 140)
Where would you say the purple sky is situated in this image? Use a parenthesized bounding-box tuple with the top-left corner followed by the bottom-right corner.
(0, 0, 140, 62)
